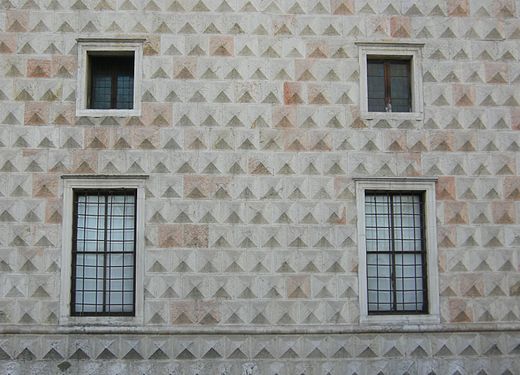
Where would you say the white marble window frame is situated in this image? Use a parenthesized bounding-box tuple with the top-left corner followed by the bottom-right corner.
(76, 38, 144, 117)
(355, 177, 440, 325)
(59, 176, 147, 326)
(357, 42, 424, 121)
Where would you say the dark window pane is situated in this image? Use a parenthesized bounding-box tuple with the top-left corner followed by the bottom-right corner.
(71, 190, 137, 316)
(367, 61, 385, 77)
(367, 59, 412, 113)
(367, 61, 386, 112)
(390, 63, 411, 112)
(116, 75, 134, 109)
(390, 63, 409, 77)
(91, 75, 112, 109)
(88, 54, 134, 110)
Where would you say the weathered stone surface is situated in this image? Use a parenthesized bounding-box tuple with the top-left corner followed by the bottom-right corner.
(0, 0, 519, 371)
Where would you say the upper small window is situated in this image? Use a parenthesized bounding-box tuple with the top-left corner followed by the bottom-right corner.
(88, 53, 134, 110)
(367, 59, 411, 113)
(76, 39, 143, 117)
(357, 42, 424, 120)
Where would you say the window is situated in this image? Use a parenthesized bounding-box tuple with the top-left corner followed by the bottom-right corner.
(76, 39, 143, 117)
(357, 42, 424, 120)
(88, 54, 134, 110)
(367, 59, 411, 113)
(60, 176, 147, 325)
(72, 190, 137, 316)
(365, 192, 426, 313)
(355, 178, 439, 324)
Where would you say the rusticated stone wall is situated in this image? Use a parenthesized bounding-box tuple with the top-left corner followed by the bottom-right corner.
(0, 0, 520, 373)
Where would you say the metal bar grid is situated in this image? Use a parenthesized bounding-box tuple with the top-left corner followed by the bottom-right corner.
(365, 191, 427, 314)
(71, 189, 137, 316)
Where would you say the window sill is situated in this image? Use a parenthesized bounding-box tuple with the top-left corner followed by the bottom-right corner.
(60, 315, 143, 326)
(360, 314, 440, 326)
(76, 108, 141, 117)
(361, 111, 423, 122)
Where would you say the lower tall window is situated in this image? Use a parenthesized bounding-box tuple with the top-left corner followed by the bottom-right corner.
(71, 190, 137, 316)
(365, 192, 427, 314)
(355, 178, 439, 324)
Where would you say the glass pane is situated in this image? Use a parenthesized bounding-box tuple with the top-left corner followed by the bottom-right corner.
(390, 63, 410, 112)
(89, 55, 134, 110)
(73, 191, 136, 315)
(367, 61, 386, 112)
(116, 75, 134, 109)
(91, 75, 112, 109)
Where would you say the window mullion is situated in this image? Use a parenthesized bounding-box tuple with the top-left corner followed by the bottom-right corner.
(388, 194, 397, 312)
(384, 62, 391, 112)
(102, 192, 109, 313)
(420, 196, 428, 313)
(407, 62, 412, 112)
(71, 194, 78, 314)
(111, 70, 117, 109)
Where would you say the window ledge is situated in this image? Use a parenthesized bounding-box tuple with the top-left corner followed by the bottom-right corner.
(60, 316, 143, 326)
(361, 111, 423, 121)
(360, 314, 440, 326)
(355, 41, 425, 48)
(76, 108, 141, 118)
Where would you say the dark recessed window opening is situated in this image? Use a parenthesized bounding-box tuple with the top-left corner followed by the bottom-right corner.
(71, 189, 137, 316)
(365, 192, 428, 314)
(367, 58, 411, 113)
(88, 53, 134, 110)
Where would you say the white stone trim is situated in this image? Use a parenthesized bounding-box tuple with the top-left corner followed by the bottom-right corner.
(76, 39, 143, 117)
(357, 42, 424, 121)
(59, 176, 147, 326)
(355, 178, 440, 325)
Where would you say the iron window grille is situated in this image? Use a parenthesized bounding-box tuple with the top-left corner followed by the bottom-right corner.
(71, 189, 137, 316)
(88, 53, 134, 110)
(367, 59, 411, 113)
(365, 191, 428, 314)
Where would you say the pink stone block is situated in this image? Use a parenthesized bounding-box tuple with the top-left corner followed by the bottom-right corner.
(283, 82, 303, 105)
(183, 225, 208, 248)
(448, 0, 470, 16)
(33, 174, 58, 198)
(159, 224, 183, 248)
(452, 84, 475, 106)
(27, 59, 51, 78)
(24, 102, 49, 126)
(390, 16, 411, 38)
(491, 202, 515, 223)
(444, 201, 468, 224)
(0, 33, 16, 53)
(72, 151, 98, 174)
(209, 36, 234, 57)
(141, 103, 172, 127)
(436, 177, 456, 200)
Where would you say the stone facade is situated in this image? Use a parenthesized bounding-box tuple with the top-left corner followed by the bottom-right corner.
(1, 0, 520, 373)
